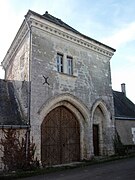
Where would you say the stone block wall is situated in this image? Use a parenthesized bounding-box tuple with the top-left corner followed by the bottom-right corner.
(29, 25, 115, 160)
(5, 34, 30, 120)
(1, 11, 115, 162)
(30, 27, 113, 117)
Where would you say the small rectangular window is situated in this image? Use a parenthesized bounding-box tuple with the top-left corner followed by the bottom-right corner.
(67, 56, 73, 75)
(56, 53, 63, 73)
(20, 54, 25, 70)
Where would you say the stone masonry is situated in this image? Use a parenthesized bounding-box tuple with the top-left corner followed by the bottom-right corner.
(2, 10, 116, 165)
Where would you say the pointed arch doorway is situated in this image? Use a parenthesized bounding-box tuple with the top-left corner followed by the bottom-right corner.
(93, 105, 105, 156)
(41, 106, 80, 166)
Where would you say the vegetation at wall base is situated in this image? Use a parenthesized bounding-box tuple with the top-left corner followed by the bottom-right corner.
(0, 129, 39, 172)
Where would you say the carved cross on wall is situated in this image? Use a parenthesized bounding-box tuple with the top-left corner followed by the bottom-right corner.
(43, 76, 50, 85)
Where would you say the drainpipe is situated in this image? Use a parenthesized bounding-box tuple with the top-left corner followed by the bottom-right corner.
(24, 14, 32, 163)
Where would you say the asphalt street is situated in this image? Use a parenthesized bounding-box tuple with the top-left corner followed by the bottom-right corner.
(20, 157, 135, 180)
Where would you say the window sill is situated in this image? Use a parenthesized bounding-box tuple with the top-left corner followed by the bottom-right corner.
(58, 72, 77, 78)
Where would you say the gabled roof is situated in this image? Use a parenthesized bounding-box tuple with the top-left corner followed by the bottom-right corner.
(2, 10, 116, 69)
(0, 79, 25, 125)
(113, 90, 135, 120)
(43, 11, 80, 35)
(28, 10, 116, 52)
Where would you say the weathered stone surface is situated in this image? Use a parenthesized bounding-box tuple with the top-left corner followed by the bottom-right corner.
(30, 26, 115, 159)
(1, 10, 115, 164)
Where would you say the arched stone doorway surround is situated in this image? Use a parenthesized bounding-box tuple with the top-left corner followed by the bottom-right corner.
(91, 99, 111, 156)
(38, 93, 91, 165)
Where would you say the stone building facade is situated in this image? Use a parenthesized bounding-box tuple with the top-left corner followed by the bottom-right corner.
(113, 84, 135, 148)
(2, 10, 116, 166)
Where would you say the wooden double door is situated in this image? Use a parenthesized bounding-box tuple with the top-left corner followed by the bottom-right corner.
(41, 106, 80, 166)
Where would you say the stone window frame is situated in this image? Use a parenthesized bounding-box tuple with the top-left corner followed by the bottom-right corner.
(66, 56, 73, 75)
(56, 52, 74, 76)
(20, 53, 25, 70)
(56, 53, 63, 73)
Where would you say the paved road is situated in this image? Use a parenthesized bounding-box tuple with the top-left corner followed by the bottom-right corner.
(20, 157, 135, 180)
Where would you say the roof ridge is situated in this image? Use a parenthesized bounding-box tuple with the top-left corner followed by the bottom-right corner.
(28, 10, 116, 52)
(113, 90, 135, 118)
(42, 11, 80, 34)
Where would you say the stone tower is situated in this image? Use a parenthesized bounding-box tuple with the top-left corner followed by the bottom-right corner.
(2, 10, 116, 165)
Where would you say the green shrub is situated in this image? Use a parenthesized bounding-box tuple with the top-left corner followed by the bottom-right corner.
(0, 129, 39, 171)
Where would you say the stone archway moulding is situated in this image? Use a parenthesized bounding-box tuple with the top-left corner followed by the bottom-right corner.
(38, 93, 90, 125)
(91, 99, 111, 155)
(38, 93, 91, 160)
(91, 99, 111, 126)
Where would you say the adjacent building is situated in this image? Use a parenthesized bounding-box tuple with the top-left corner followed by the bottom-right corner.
(113, 84, 135, 147)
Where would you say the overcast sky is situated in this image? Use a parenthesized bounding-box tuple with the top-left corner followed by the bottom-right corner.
(0, 0, 135, 102)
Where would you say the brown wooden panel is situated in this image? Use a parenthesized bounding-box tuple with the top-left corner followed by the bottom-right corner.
(41, 108, 61, 165)
(61, 107, 80, 164)
(41, 106, 80, 166)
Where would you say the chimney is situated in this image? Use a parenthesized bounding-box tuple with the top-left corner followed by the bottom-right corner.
(121, 83, 126, 96)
